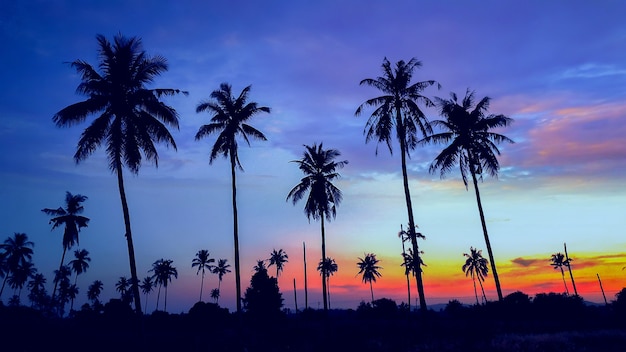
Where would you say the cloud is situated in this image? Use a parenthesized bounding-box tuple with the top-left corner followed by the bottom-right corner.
(557, 63, 626, 80)
(511, 257, 544, 267)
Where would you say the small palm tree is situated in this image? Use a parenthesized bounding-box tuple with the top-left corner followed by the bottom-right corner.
(462, 247, 489, 305)
(356, 253, 382, 302)
(115, 276, 130, 300)
(27, 273, 47, 308)
(53, 34, 186, 314)
(139, 276, 155, 313)
(195, 83, 269, 314)
(87, 280, 103, 305)
(150, 258, 178, 312)
(210, 288, 220, 303)
(212, 259, 231, 304)
(317, 257, 338, 308)
(69, 249, 91, 285)
(0, 233, 34, 299)
(398, 224, 425, 310)
(54, 265, 72, 315)
(8, 261, 36, 299)
(420, 90, 514, 301)
(550, 252, 570, 295)
(192, 249, 215, 302)
(268, 249, 289, 279)
(287, 142, 348, 312)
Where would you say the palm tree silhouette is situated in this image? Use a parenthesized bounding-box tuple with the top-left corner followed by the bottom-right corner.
(356, 58, 437, 311)
(0, 233, 34, 300)
(212, 259, 231, 304)
(27, 273, 47, 309)
(563, 243, 578, 296)
(115, 276, 130, 300)
(195, 83, 269, 314)
(462, 247, 489, 305)
(53, 34, 186, 314)
(139, 276, 155, 313)
(550, 252, 570, 295)
(54, 265, 72, 315)
(398, 224, 426, 310)
(87, 280, 103, 306)
(287, 143, 348, 312)
(8, 261, 35, 300)
(268, 249, 289, 279)
(317, 257, 338, 308)
(210, 288, 220, 303)
(192, 249, 215, 302)
(420, 90, 514, 301)
(357, 253, 382, 303)
(150, 258, 178, 312)
(69, 249, 91, 286)
(42, 192, 89, 299)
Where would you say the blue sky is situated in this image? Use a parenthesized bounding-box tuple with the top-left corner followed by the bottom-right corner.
(1, 1, 625, 312)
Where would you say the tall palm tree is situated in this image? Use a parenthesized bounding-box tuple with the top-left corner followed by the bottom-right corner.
(87, 280, 103, 305)
(192, 249, 215, 302)
(42, 192, 89, 298)
(150, 258, 178, 312)
(287, 143, 348, 312)
(357, 253, 382, 303)
(195, 83, 269, 314)
(550, 252, 570, 295)
(0, 233, 34, 299)
(212, 259, 231, 304)
(69, 249, 91, 285)
(420, 90, 514, 301)
(355, 58, 437, 311)
(317, 257, 338, 308)
(139, 276, 155, 313)
(268, 249, 289, 279)
(52, 34, 186, 314)
(462, 247, 489, 305)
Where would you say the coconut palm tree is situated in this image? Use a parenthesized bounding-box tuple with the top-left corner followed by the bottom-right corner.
(355, 58, 437, 311)
(27, 273, 47, 309)
(0, 233, 34, 299)
(150, 258, 178, 312)
(287, 143, 348, 312)
(462, 247, 489, 305)
(268, 249, 289, 279)
(398, 224, 426, 310)
(192, 249, 215, 302)
(54, 265, 72, 315)
(115, 276, 131, 303)
(8, 261, 36, 299)
(212, 259, 231, 304)
(42, 192, 89, 299)
(87, 280, 103, 305)
(195, 83, 269, 314)
(210, 288, 220, 303)
(52, 34, 186, 314)
(69, 249, 91, 286)
(420, 90, 514, 301)
(563, 243, 579, 296)
(139, 276, 155, 313)
(357, 253, 382, 303)
(317, 257, 338, 308)
(550, 252, 570, 295)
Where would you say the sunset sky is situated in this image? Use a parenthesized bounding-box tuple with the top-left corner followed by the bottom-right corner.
(1, 1, 625, 313)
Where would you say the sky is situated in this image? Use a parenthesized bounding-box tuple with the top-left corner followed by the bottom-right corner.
(1, 0, 625, 313)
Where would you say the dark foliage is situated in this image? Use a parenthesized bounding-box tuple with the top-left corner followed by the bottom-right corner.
(243, 263, 284, 319)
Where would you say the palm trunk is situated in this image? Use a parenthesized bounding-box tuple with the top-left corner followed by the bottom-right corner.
(217, 279, 221, 304)
(52, 248, 67, 300)
(0, 276, 7, 298)
(401, 238, 411, 311)
(478, 277, 487, 304)
(230, 153, 242, 314)
(116, 164, 142, 314)
(144, 293, 148, 313)
(293, 278, 298, 312)
(164, 285, 168, 313)
(471, 169, 503, 301)
(560, 268, 569, 295)
(369, 281, 374, 302)
(564, 243, 578, 296)
(320, 216, 328, 311)
(472, 276, 479, 305)
(327, 277, 331, 309)
(156, 284, 161, 311)
(303, 242, 308, 309)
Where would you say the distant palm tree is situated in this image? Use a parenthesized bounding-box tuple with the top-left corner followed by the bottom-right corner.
(287, 142, 348, 312)
(69, 249, 91, 285)
(268, 249, 289, 279)
(195, 83, 269, 314)
(8, 261, 36, 298)
(253, 259, 267, 273)
(357, 253, 382, 303)
(192, 250, 215, 302)
(398, 224, 426, 310)
(212, 259, 231, 304)
(42, 192, 89, 299)
(317, 257, 338, 308)
(66, 284, 79, 312)
(115, 276, 130, 300)
(210, 288, 220, 303)
(0, 233, 34, 299)
(27, 273, 47, 309)
(53, 34, 186, 314)
(356, 58, 437, 311)
(87, 280, 103, 305)
(150, 258, 178, 312)
(462, 247, 489, 305)
(54, 265, 72, 315)
(550, 252, 570, 295)
(420, 90, 514, 301)
(139, 276, 155, 313)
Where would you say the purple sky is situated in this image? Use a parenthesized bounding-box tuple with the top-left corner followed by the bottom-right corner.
(1, 1, 625, 312)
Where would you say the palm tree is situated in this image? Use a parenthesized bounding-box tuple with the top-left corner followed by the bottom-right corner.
(87, 280, 103, 305)
(54, 265, 72, 315)
(115, 276, 130, 301)
(27, 273, 47, 309)
(192, 249, 215, 302)
(210, 288, 220, 303)
(317, 257, 338, 308)
(52, 34, 186, 314)
(287, 143, 348, 312)
(212, 259, 231, 304)
(462, 247, 489, 305)
(8, 261, 36, 298)
(150, 258, 178, 312)
(69, 249, 91, 285)
(398, 224, 426, 310)
(139, 276, 155, 313)
(356, 253, 382, 303)
(42, 192, 89, 299)
(564, 242, 578, 296)
(355, 58, 437, 311)
(420, 90, 514, 301)
(550, 252, 570, 295)
(0, 233, 34, 299)
(268, 249, 289, 279)
(195, 83, 269, 313)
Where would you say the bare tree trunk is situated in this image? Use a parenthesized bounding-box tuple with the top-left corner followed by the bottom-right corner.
(293, 278, 298, 312)
(597, 273, 608, 305)
(564, 243, 578, 296)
